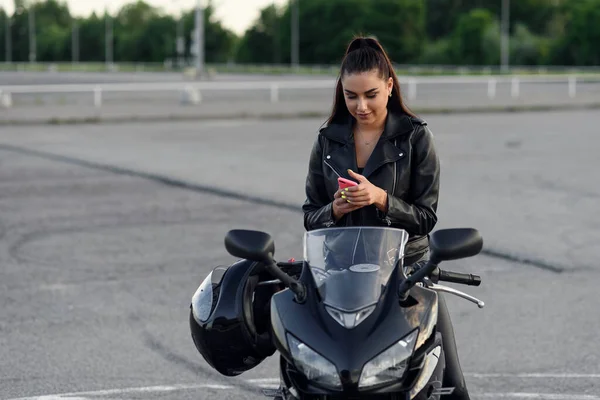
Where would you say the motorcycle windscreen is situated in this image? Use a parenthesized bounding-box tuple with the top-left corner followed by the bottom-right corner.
(303, 227, 409, 326)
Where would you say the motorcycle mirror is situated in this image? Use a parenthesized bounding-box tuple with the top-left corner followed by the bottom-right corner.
(399, 227, 483, 303)
(429, 228, 483, 264)
(224, 229, 307, 303)
(225, 229, 275, 262)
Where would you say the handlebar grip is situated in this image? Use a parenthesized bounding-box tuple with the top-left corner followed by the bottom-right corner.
(438, 270, 481, 286)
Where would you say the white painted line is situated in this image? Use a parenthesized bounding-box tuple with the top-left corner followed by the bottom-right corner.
(247, 378, 280, 384)
(5, 384, 233, 400)
(6, 376, 600, 400)
(475, 393, 600, 400)
(467, 373, 600, 379)
(248, 373, 600, 382)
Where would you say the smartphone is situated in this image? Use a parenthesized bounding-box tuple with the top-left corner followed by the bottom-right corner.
(338, 177, 358, 190)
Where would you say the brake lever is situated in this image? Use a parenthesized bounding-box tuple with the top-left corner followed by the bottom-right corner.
(257, 279, 282, 286)
(423, 278, 485, 309)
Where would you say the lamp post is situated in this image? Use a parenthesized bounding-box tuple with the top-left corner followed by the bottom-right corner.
(194, 0, 204, 76)
(28, 5, 36, 63)
(500, 0, 510, 73)
(176, 13, 184, 67)
(4, 13, 11, 63)
(172, 0, 188, 69)
(105, 9, 113, 68)
(291, 0, 299, 68)
(72, 18, 79, 63)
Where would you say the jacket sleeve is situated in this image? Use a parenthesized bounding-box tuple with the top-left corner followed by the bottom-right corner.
(379, 124, 440, 236)
(302, 135, 336, 231)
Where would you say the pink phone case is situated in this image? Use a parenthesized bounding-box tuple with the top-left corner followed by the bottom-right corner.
(338, 177, 358, 189)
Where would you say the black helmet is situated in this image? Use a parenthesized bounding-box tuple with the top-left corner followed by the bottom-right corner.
(189, 258, 277, 376)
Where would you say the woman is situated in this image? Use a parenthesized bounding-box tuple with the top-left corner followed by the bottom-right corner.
(301, 36, 471, 400)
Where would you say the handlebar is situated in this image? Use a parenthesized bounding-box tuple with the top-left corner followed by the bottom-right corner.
(431, 268, 482, 286)
(274, 261, 483, 287)
(427, 268, 484, 308)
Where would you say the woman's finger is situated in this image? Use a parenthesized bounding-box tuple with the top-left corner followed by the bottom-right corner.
(335, 197, 361, 210)
(345, 194, 371, 202)
(341, 188, 363, 199)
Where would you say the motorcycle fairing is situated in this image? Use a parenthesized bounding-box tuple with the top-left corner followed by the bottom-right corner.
(270, 262, 439, 396)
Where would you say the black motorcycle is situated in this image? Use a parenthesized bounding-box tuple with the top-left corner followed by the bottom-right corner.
(190, 226, 484, 400)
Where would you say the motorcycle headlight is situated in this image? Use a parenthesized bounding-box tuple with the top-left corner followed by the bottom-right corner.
(287, 333, 342, 390)
(358, 329, 418, 389)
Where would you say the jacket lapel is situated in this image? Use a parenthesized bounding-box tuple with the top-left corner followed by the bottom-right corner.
(361, 112, 414, 178)
(320, 111, 416, 179)
(361, 139, 404, 178)
(320, 119, 357, 179)
(324, 143, 358, 179)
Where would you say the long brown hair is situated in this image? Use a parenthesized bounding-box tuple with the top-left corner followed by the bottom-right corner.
(325, 36, 416, 126)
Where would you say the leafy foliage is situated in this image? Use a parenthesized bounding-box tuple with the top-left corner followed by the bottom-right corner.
(0, 0, 598, 66)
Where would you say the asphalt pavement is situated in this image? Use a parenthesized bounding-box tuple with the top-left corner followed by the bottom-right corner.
(0, 111, 599, 399)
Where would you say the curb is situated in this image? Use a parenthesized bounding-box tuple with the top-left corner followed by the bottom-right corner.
(1, 102, 599, 126)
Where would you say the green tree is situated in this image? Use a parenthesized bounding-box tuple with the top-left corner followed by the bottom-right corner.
(33, 0, 72, 62)
(2, 0, 599, 67)
(8, 5, 30, 62)
(425, 0, 463, 40)
(451, 8, 496, 64)
(2, 0, 72, 62)
(480, 18, 500, 65)
(136, 15, 177, 62)
(239, 0, 426, 65)
(369, 0, 425, 64)
(0, 0, 238, 64)
(425, 0, 561, 40)
(510, 23, 547, 65)
(202, 5, 237, 63)
(77, 12, 105, 62)
(548, 0, 600, 65)
(113, 0, 163, 62)
(235, 3, 282, 64)
(0, 8, 7, 62)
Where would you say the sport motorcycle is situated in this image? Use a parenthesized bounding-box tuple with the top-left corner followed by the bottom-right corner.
(189, 226, 484, 399)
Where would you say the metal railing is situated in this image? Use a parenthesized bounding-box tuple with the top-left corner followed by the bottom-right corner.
(3, 62, 600, 76)
(0, 75, 597, 108)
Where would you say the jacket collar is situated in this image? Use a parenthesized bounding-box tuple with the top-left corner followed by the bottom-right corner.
(320, 111, 415, 179)
(321, 110, 415, 144)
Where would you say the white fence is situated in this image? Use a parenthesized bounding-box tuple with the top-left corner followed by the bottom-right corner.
(0, 75, 597, 108)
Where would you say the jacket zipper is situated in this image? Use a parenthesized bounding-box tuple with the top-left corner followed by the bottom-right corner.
(323, 158, 339, 227)
(392, 139, 397, 195)
(327, 155, 394, 226)
(384, 140, 397, 226)
(324, 158, 341, 178)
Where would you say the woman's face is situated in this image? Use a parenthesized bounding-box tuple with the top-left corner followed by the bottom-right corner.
(341, 70, 393, 127)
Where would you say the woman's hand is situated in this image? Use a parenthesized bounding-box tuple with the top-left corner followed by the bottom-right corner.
(332, 188, 362, 220)
(341, 169, 388, 212)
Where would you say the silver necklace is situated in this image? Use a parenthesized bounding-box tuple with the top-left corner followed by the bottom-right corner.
(356, 127, 382, 146)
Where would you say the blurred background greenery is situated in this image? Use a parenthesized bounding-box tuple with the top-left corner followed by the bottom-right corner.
(0, 0, 598, 74)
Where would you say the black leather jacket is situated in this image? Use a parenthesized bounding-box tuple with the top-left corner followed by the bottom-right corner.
(302, 111, 440, 264)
